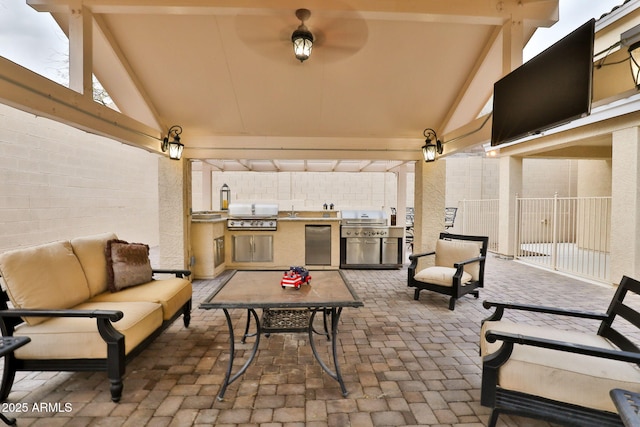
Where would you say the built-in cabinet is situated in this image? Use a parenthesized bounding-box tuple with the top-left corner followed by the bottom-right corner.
(192, 214, 341, 276)
(191, 220, 226, 279)
(232, 235, 273, 262)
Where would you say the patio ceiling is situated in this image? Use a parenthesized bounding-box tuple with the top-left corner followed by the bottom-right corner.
(11, 1, 560, 172)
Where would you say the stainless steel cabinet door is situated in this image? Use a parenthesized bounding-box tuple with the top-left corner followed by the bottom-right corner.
(305, 225, 331, 265)
(382, 237, 399, 265)
(345, 238, 381, 265)
(252, 235, 273, 262)
(232, 235, 253, 262)
(232, 235, 273, 262)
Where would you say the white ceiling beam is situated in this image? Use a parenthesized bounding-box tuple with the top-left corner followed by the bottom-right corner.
(438, 25, 502, 133)
(28, 0, 558, 27)
(0, 56, 162, 153)
(68, 5, 93, 98)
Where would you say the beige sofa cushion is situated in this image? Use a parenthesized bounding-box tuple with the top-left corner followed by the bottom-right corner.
(71, 232, 118, 297)
(435, 239, 481, 280)
(0, 240, 90, 325)
(481, 320, 640, 413)
(13, 301, 163, 359)
(90, 277, 192, 321)
(413, 266, 473, 287)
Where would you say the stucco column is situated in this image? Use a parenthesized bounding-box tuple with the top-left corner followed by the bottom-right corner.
(158, 157, 191, 270)
(396, 165, 408, 257)
(202, 162, 213, 210)
(611, 127, 640, 283)
(497, 156, 522, 257)
(413, 159, 446, 268)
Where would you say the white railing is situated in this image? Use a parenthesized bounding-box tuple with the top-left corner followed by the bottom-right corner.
(515, 195, 611, 283)
(459, 199, 500, 253)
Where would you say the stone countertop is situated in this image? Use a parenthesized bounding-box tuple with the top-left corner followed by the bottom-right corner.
(278, 216, 341, 222)
(192, 217, 227, 223)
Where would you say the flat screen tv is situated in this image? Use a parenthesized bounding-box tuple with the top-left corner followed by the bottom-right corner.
(491, 18, 595, 146)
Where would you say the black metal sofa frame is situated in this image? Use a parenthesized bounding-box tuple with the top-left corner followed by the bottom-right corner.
(0, 269, 191, 403)
(481, 275, 640, 427)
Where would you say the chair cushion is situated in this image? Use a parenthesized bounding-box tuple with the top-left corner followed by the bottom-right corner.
(71, 232, 118, 297)
(105, 240, 153, 292)
(435, 239, 481, 280)
(90, 277, 192, 321)
(481, 320, 640, 413)
(13, 301, 163, 359)
(0, 240, 91, 326)
(413, 266, 473, 287)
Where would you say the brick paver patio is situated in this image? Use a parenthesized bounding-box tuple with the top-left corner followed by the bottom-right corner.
(2, 254, 630, 426)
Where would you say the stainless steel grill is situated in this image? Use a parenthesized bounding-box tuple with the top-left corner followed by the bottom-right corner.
(340, 210, 403, 269)
(227, 203, 279, 231)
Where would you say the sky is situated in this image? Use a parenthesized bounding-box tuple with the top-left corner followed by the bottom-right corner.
(0, 0, 628, 84)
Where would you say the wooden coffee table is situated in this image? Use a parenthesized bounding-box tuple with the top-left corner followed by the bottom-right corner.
(200, 270, 363, 400)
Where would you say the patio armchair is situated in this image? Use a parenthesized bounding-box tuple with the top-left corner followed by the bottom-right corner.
(407, 233, 488, 310)
(480, 275, 640, 427)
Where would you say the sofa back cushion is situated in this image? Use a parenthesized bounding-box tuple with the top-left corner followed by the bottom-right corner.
(435, 239, 481, 280)
(0, 240, 91, 325)
(71, 232, 118, 297)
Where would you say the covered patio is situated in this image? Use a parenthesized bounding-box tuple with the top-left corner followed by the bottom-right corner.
(3, 256, 633, 426)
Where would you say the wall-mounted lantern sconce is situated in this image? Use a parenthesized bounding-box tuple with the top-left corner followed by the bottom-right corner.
(621, 23, 640, 89)
(220, 183, 231, 210)
(161, 125, 184, 160)
(421, 128, 443, 162)
(629, 42, 640, 89)
(292, 9, 314, 62)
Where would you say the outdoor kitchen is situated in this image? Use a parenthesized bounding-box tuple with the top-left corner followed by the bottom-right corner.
(190, 204, 404, 279)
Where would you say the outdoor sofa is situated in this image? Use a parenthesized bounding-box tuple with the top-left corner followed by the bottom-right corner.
(0, 232, 192, 402)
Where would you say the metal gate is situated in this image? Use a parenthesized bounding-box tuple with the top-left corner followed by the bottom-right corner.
(515, 195, 611, 283)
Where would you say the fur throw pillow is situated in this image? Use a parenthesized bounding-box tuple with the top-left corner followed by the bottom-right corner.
(105, 239, 153, 292)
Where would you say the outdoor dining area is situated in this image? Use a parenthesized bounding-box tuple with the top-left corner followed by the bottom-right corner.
(1, 252, 638, 426)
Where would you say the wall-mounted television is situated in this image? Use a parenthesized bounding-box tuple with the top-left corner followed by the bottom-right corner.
(491, 18, 595, 146)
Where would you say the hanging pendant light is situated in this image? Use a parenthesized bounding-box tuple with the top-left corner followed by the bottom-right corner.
(292, 9, 313, 62)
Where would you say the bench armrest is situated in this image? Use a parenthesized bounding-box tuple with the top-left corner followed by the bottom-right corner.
(482, 300, 608, 323)
(152, 269, 191, 278)
(485, 329, 640, 365)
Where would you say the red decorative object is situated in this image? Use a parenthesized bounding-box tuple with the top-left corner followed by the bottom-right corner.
(280, 266, 311, 290)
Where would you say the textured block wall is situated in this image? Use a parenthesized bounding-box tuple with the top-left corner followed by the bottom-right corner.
(0, 104, 160, 252)
(206, 171, 401, 213)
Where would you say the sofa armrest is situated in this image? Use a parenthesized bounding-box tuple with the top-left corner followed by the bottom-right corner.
(152, 269, 191, 279)
(482, 300, 608, 323)
(484, 329, 640, 365)
(0, 309, 123, 322)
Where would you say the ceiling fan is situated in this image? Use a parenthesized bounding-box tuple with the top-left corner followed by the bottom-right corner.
(235, 7, 368, 63)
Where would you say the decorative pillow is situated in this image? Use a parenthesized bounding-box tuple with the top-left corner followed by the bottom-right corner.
(105, 239, 153, 292)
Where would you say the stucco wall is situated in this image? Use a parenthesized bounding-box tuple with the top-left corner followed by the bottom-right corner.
(0, 104, 160, 252)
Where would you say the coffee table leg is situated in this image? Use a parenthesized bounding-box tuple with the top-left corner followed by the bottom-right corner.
(308, 307, 348, 396)
(218, 308, 261, 401)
